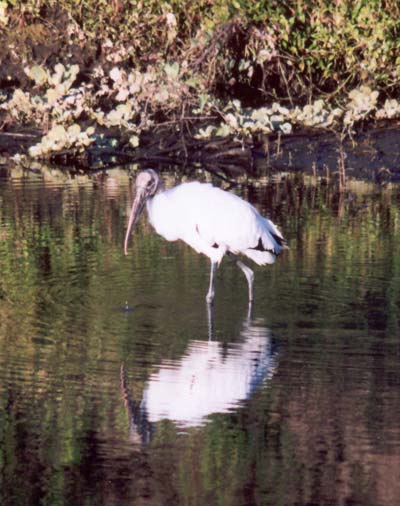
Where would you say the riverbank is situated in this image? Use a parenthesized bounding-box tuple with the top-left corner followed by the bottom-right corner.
(2, 120, 400, 185)
(1, 1, 400, 170)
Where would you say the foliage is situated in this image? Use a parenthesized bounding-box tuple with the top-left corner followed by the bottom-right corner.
(191, 87, 398, 140)
(2, 1, 399, 99)
(28, 123, 95, 157)
(1, 1, 400, 156)
(226, 0, 400, 102)
(4, 69, 400, 158)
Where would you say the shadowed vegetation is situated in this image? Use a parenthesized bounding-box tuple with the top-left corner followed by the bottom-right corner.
(1, 0, 400, 103)
(1, 1, 400, 163)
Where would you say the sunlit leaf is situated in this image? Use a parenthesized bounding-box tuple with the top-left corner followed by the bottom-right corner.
(0, 1, 8, 26)
(24, 65, 48, 86)
(129, 135, 139, 147)
(67, 124, 81, 136)
(164, 62, 180, 80)
(215, 123, 231, 137)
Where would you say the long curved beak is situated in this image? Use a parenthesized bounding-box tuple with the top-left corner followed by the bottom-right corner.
(124, 189, 147, 255)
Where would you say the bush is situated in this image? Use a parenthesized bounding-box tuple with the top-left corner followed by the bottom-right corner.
(1, 0, 399, 126)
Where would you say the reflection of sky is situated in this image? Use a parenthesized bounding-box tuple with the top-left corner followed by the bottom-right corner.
(141, 318, 277, 427)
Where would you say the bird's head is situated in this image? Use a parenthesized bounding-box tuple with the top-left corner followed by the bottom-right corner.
(135, 169, 160, 196)
(124, 169, 160, 255)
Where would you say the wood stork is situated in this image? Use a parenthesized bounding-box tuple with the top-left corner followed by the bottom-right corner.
(124, 169, 286, 303)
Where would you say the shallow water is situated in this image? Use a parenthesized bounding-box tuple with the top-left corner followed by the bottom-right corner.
(1, 166, 400, 506)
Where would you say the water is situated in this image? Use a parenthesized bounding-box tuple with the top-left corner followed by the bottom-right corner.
(1, 166, 400, 506)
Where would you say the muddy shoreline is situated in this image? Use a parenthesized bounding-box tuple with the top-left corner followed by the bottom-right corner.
(1, 121, 400, 182)
(254, 122, 400, 181)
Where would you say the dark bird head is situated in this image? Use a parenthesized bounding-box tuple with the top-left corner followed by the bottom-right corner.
(124, 169, 160, 255)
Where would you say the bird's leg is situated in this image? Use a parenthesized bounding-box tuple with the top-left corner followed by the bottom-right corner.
(227, 252, 254, 302)
(206, 261, 217, 304)
(247, 299, 254, 320)
(206, 302, 215, 341)
(237, 260, 254, 302)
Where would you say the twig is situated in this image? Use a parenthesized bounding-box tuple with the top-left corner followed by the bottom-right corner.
(208, 147, 251, 160)
(0, 132, 39, 138)
(278, 59, 294, 108)
(338, 144, 346, 192)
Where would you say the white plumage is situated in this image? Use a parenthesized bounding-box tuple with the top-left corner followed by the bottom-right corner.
(124, 170, 286, 303)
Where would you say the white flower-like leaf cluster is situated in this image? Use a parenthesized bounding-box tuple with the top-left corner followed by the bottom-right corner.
(195, 98, 344, 139)
(1, 63, 91, 126)
(28, 124, 95, 158)
(2, 54, 399, 158)
(195, 100, 293, 139)
(375, 98, 400, 120)
(344, 86, 379, 125)
(0, 1, 8, 26)
(91, 63, 187, 129)
(291, 100, 342, 128)
(194, 85, 399, 141)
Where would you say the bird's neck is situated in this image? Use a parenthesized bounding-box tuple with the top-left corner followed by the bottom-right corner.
(156, 180, 164, 193)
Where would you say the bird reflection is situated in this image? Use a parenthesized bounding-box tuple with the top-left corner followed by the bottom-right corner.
(121, 306, 278, 443)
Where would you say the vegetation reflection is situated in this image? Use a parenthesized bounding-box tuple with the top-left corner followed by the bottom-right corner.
(0, 167, 400, 505)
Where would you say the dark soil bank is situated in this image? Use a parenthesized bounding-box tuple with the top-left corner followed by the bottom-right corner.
(1, 123, 400, 183)
(254, 123, 400, 181)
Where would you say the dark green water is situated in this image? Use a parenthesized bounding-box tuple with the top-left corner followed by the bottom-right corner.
(1, 166, 400, 506)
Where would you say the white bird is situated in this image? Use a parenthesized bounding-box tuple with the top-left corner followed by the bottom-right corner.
(124, 169, 286, 303)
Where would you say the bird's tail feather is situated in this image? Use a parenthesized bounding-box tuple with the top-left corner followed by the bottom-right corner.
(243, 249, 277, 265)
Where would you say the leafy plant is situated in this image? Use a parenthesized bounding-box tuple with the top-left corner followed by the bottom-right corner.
(1, 0, 400, 154)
